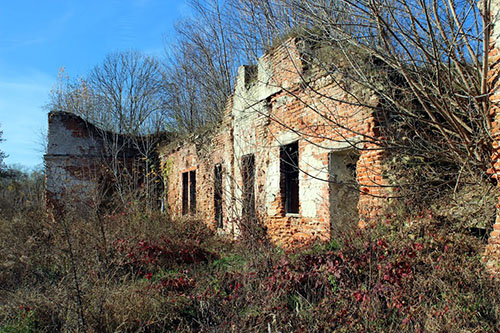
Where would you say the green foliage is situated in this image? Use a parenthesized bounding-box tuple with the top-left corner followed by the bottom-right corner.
(0, 308, 35, 333)
(327, 274, 338, 295)
(0, 166, 44, 216)
(211, 253, 246, 272)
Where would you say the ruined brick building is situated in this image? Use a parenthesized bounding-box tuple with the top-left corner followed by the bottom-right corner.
(46, 38, 386, 246)
(45, 111, 112, 212)
(46, 6, 500, 254)
(158, 39, 385, 246)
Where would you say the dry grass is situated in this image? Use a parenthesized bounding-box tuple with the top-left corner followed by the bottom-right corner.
(0, 196, 499, 331)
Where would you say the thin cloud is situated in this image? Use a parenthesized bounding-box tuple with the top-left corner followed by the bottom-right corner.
(0, 37, 47, 51)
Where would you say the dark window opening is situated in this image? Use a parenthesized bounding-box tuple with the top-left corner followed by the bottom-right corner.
(214, 164, 223, 228)
(182, 170, 196, 215)
(280, 141, 299, 214)
(189, 170, 196, 214)
(241, 154, 255, 219)
(182, 172, 189, 215)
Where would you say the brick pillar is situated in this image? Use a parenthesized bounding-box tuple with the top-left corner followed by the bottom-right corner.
(486, 0, 500, 273)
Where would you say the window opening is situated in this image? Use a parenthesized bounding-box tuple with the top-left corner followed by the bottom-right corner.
(182, 172, 189, 215)
(214, 164, 223, 228)
(189, 170, 196, 214)
(280, 141, 299, 214)
(241, 154, 255, 218)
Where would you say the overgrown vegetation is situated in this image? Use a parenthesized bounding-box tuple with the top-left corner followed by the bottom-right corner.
(3, 0, 500, 331)
(1, 185, 499, 332)
(0, 166, 44, 217)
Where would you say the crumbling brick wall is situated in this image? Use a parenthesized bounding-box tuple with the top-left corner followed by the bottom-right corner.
(159, 109, 235, 234)
(486, 0, 500, 272)
(44, 111, 144, 214)
(47, 39, 388, 245)
(161, 38, 388, 246)
(45, 112, 106, 212)
(231, 38, 386, 245)
(45, 7, 500, 254)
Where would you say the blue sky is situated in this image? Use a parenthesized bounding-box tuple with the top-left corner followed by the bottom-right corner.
(0, 0, 188, 169)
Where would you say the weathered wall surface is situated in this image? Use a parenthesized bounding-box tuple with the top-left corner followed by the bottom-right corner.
(161, 38, 388, 246)
(232, 39, 385, 245)
(486, 0, 500, 272)
(45, 6, 500, 256)
(46, 39, 388, 246)
(45, 112, 104, 212)
(159, 104, 236, 235)
(44, 111, 147, 213)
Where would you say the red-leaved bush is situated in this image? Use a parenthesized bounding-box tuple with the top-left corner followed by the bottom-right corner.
(1, 207, 499, 332)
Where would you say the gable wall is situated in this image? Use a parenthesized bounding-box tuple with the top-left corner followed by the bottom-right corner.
(45, 112, 104, 212)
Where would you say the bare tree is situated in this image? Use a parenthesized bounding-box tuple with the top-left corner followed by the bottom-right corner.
(86, 51, 167, 135)
(163, 0, 241, 133)
(48, 68, 97, 121)
(227, 0, 493, 200)
(49, 51, 168, 134)
(0, 125, 6, 177)
(47, 51, 168, 210)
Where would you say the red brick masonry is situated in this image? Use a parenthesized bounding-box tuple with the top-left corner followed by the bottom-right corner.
(160, 38, 388, 246)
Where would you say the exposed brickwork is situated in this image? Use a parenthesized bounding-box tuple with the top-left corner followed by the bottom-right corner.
(44, 111, 146, 214)
(46, 39, 390, 246)
(45, 112, 104, 212)
(160, 38, 389, 246)
(159, 112, 235, 234)
(486, 0, 500, 273)
(45, 7, 500, 255)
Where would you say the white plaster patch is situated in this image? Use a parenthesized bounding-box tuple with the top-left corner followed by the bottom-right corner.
(493, 0, 500, 42)
(274, 95, 294, 107)
(233, 60, 280, 120)
(299, 143, 329, 218)
(45, 156, 97, 202)
(265, 147, 281, 216)
(318, 136, 363, 151)
(276, 131, 300, 146)
(47, 116, 100, 156)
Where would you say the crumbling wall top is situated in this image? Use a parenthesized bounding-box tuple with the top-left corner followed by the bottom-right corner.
(46, 111, 103, 157)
